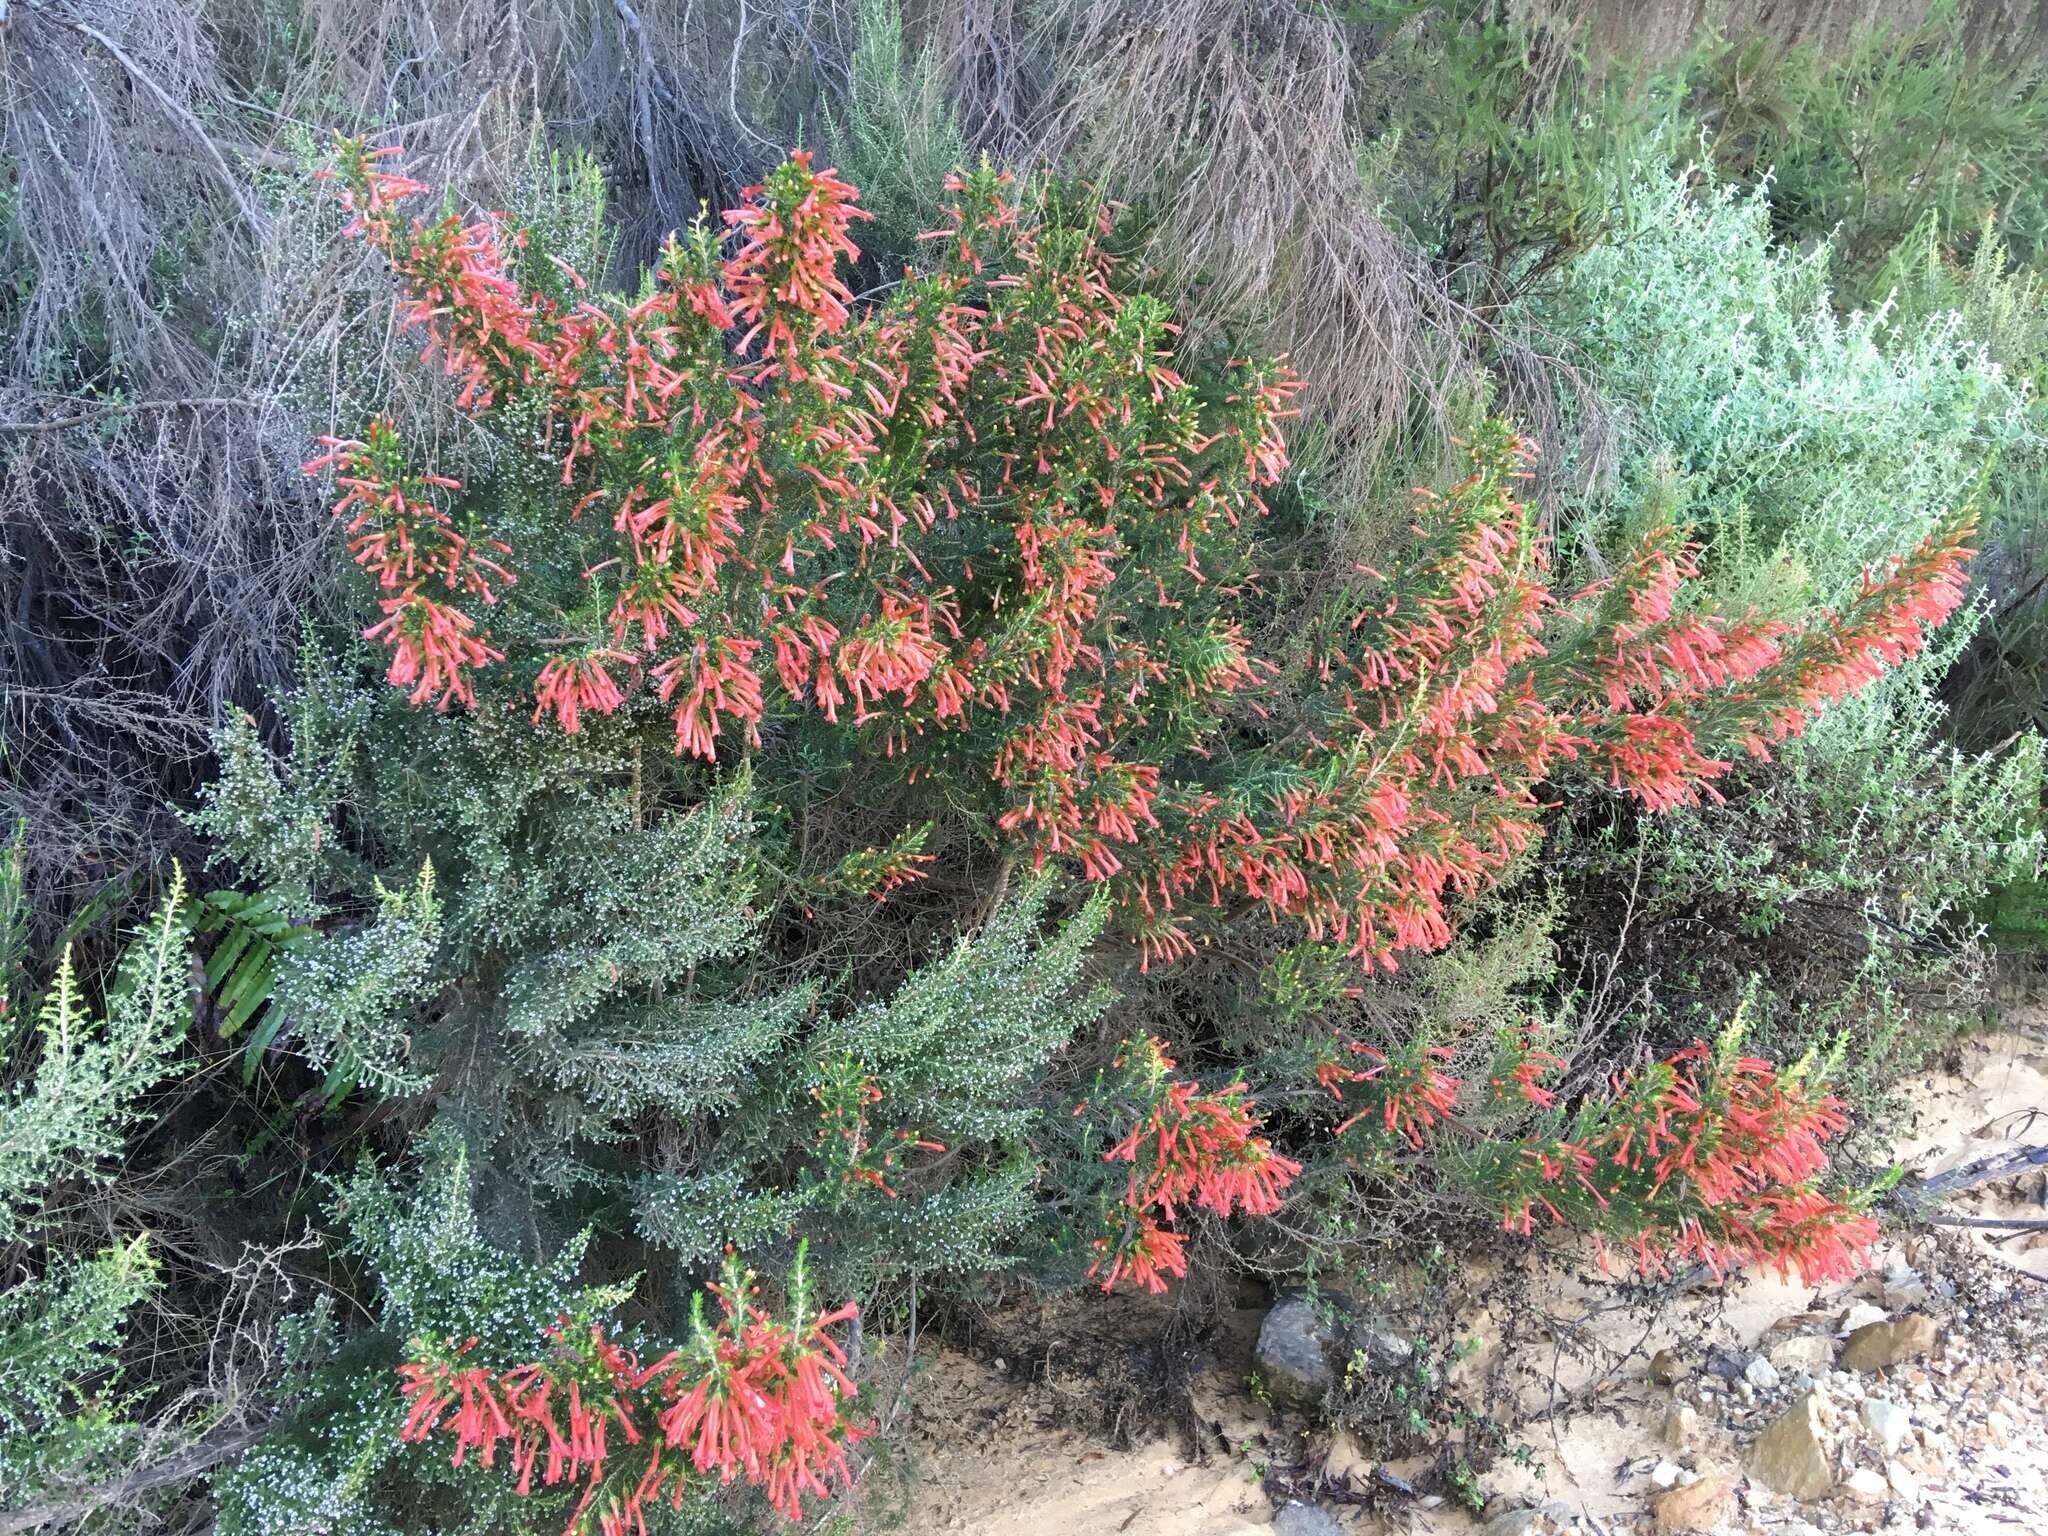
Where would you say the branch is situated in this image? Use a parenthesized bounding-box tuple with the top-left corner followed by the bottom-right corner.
(1927, 1214, 2048, 1231)
(23, 4, 260, 225)
(0, 1420, 275, 1534)
(1892, 1144, 2048, 1212)
(0, 397, 265, 435)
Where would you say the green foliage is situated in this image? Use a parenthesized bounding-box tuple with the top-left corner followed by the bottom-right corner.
(0, 864, 193, 1241)
(1699, 3, 2048, 290)
(214, 1134, 641, 1536)
(1526, 157, 2031, 590)
(0, 1235, 161, 1507)
(1878, 211, 2048, 750)
(828, 0, 969, 265)
(191, 886, 311, 1079)
(197, 638, 1110, 1300)
(1524, 154, 2045, 1089)
(1356, 0, 1685, 310)
(0, 842, 197, 1511)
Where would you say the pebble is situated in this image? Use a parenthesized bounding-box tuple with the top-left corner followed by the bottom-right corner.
(1650, 1459, 1683, 1490)
(1886, 1459, 1923, 1502)
(1663, 1402, 1699, 1450)
(1840, 1466, 1889, 1503)
(1651, 1476, 1732, 1534)
(1837, 1302, 1889, 1335)
(1770, 1335, 1835, 1373)
(1860, 1397, 1912, 1455)
(1272, 1502, 1344, 1536)
(1744, 1357, 1782, 1390)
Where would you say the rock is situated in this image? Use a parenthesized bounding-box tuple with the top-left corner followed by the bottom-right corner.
(1886, 1459, 1923, 1502)
(1479, 1508, 1545, 1536)
(1650, 1459, 1684, 1490)
(1322, 1427, 1370, 1488)
(1837, 1303, 1889, 1335)
(1350, 1320, 1416, 1374)
(1879, 1264, 1929, 1310)
(1663, 1402, 1700, 1450)
(1859, 1398, 1911, 1456)
(1254, 1296, 1339, 1410)
(1652, 1476, 1734, 1533)
(1744, 1356, 1783, 1390)
(1985, 1409, 2014, 1443)
(1839, 1467, 1888, 1504)
(1704, 1350, 1747, 1384)
(1840, 1315, 1941, 1374)
(1769, 1335, 1835, 1372)
(1751, 1392, 1835, 1500)
(1649, 1348, 1688, 1385)
(1273, 1502, 1344, 1536)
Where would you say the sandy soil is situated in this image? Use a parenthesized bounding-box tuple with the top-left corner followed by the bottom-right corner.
(839, 1024, 2048, 1536)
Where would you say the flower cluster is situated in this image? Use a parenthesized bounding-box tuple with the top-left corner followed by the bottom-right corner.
(1109, 426, 1978, 972)
(396, 1250, 862, 1531)
(1333, 1020, 1880, 1286)
(1086, 1036, 1301, 1293)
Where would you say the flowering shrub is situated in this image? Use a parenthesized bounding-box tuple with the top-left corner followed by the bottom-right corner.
(309, 140, 1975, 983)
(291, 141, 1975, 1328)
(397, 1249, 861, 1533)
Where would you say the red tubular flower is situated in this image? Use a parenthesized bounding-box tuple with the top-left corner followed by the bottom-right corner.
(1329, 1040, 1461, 1147)
(362, 590, 502, 710)
(653, 635, 765, 760)
(723, 151, 871, 368)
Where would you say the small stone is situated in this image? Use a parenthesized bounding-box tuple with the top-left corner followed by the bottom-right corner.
(1840, 1315, 1941, 1374)
(1886, 1459, 1923, 1502)
(1650, 1348, 1688, 1385)
(1837, 1303, 1889, 1335)
(1751, 1391, 1835, 1500)
(1882, 1270, 1931, 1310)
(1985, 1409, 2014, 1443)
(1254, 1296, 1339, 1410)
(1480, 1507, 1544, 1536)
(1663, 1402, 1700, 1450)
(1860, 1398, 1911, 1455)
(1651, 1459, 1684, 1490)
(1652, 1476, 1733, 1533)
(1744, 1357, 1782, 1391)
(1770, 1335, 1835, 1372)
(1273, 1502, 1344, 1536)
(1839, 1467, 1888, 1504)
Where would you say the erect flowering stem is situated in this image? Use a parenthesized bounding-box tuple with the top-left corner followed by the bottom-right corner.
(810, 1054, 946, 1200)
(1085, 1035, 1301, 1293)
